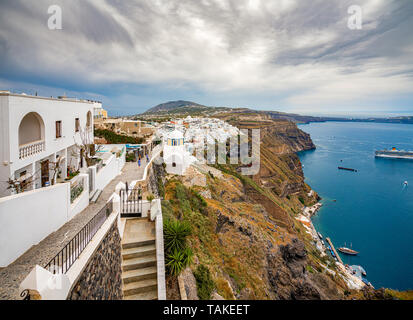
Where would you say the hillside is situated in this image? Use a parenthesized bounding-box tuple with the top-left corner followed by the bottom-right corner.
(148, 112, 407, 300)
(143, 100, 230, 116)
(141, 101, 412, 124)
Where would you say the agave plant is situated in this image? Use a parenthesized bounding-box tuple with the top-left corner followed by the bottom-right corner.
(166, 247, 194, 276)
(164, 219, 192, 252)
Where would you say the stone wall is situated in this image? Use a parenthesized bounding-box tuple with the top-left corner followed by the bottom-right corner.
(68, 221, 123, 300)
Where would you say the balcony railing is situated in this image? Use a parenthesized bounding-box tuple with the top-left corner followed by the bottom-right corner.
(19, 140, 45, 160)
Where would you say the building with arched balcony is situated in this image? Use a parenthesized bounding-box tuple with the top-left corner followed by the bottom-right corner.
(0, 91, 97, 197)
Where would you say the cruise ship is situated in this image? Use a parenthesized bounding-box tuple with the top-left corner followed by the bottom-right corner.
(375, 147, 413, 160)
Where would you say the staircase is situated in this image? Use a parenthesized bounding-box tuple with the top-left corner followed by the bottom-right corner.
(122, 239, 158, 300)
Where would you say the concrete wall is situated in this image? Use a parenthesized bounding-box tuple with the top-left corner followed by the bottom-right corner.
(0, 183, 70, 267)
(0, 173, 91, 267)
(68, 219, 123, 300)
(96, 154, 117, 191)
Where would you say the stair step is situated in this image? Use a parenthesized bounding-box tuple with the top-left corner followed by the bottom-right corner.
(124, 290, 158, 300)
(122, 267, 157, 284)
(122, 244, 156, 260)
(123, 279, 157, 296)
(122, 255, 156, 271)
(122, 239, 155, 250)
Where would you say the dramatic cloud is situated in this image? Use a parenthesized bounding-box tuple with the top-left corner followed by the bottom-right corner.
(0, 0, 412, 114)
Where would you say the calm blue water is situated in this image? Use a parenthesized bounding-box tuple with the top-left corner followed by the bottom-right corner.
(298, 122, 413, 291)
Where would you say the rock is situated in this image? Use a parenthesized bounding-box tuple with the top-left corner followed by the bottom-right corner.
(212, 292, 225, 300)
(215, 211, 234, 234)
(180, 268, 199, 300)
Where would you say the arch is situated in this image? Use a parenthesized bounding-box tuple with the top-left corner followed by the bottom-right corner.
(18, 112, 45, 146)
(86, 111, 92, 127)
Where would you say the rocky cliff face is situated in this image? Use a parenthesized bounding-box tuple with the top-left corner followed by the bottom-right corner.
(161, 115, 388, 300)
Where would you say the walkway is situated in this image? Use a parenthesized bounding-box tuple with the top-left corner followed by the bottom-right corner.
(0, 162, 143, 300)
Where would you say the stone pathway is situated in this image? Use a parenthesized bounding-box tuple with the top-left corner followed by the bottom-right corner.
(0, 162, 143, 300)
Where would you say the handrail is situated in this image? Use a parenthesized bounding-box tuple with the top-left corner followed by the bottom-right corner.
(44, 199, 113, 274)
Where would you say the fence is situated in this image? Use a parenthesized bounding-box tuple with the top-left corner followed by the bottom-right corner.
(44, 199, 113, 275)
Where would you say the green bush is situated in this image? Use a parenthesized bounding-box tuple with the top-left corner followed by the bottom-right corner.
(164, 219, 192, 252)
(165, 247, 194, 277)
(94, 129, 144, 144)
(126, 153, 135, 162)
(194, 265, 215, 300)
(157, 177, 165, 198)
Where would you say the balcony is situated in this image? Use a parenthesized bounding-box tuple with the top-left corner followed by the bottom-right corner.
(19, 140, 45, 160)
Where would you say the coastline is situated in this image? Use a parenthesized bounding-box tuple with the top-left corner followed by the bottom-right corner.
(297, 201, 366, 290)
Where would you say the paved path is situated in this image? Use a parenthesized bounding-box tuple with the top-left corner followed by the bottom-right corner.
(0, 162, 143, 300)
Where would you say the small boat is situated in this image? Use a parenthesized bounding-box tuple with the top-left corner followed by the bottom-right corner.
(318, 232, 323, 239)
(338, 166, 358, 172)
(404, 181, 408, 186)
(338, 247, 359, 255)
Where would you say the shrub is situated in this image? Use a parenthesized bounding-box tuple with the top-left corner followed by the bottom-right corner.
(126, 153, 135, 162)
(165, 247, 194, 276)
(157, 177, 165, 198)
(94, 129, 144, 144)
(194, 265, 215, 300)
(164, 219, 192, 252)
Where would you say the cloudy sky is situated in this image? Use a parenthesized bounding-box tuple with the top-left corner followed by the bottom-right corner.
(0, 0, 412, 116)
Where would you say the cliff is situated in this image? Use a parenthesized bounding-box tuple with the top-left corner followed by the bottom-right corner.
(157, 114, 407, 300)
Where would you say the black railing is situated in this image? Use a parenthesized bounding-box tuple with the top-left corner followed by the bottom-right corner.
(44, 199, 113, 275)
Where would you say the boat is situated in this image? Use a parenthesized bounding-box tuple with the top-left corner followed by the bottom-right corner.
(375, 147, 413, 160)
(338, 167, 358, 172)
(338, 247, 359, 255)
(404, 181, 408, 187)
(318, 232, 323, 239)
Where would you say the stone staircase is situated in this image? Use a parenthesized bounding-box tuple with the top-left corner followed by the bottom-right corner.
(122, 239, 158, 300)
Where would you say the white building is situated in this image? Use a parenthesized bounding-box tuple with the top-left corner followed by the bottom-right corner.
(0, 91, 128, 268)
(0, 91, 95, 197)
(163, 129, 194, 175)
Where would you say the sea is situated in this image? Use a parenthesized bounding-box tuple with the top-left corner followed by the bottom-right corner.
(298, 121, 413, 291)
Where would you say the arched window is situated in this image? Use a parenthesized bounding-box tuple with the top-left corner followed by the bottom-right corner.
(18, 112, 45, 146)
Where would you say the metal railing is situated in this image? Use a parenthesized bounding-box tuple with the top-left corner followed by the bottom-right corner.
(19, 140, 45, 159)
(44, 199, 113, 274)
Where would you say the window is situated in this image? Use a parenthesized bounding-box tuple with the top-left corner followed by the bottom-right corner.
(75, 118, 80, 132)
(172, 163, 177, 168)
(56, 121, 62, 138)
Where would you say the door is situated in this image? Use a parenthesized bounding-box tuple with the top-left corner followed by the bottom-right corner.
(41, 160, 49, 187)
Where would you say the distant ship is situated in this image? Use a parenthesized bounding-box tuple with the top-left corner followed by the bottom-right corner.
(338, 247, 359, 256)
(375, 147, 413, 160)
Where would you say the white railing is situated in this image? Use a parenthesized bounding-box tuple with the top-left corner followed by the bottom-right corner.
(19, 140, 45, 159)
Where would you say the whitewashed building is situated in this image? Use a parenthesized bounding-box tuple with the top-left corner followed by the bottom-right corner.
(0, 91, 95, 197)
(163, 129, 194, 175)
